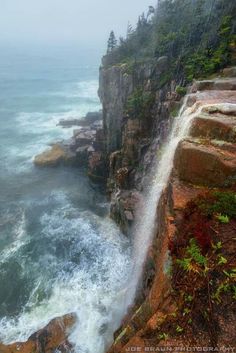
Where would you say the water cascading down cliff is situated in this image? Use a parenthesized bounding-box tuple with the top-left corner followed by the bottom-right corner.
(106, 73, 236, 352)
(0, 62, 235, 352)
(115, 98, 231, 333)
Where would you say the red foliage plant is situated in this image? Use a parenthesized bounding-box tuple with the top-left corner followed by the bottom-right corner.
(169, 194, 214, 256)
(192, 216, 212, 252)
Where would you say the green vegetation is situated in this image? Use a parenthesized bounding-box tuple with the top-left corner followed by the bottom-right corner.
(170, 108, 178, 118)
(216, 214, 230, 224)
(176, 238, 208, 272)
(158, 332, 168, 340)
(155, 190, 236, 345)
(175, 325, 184, 333)
(176, 86, 187, 96)
(197, 191, 236, 220)
(107, 30, 117, 54)
(105, 0, 236, 82)
(125, 88, 155, 120)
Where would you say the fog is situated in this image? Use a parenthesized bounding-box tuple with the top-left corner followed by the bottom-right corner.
(0, 0, 156, 49)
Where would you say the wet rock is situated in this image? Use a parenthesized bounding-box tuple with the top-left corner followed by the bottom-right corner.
(223, 66, 236, 78)
(85, 111, 103, 124)
(91, 120, 103, 129)
(202, 103, 236, 116)
(88, 151, 107, 182)
(98, 65, 133, 153)
(58, 111, 102, 128)
(34, 117, 106, 175)
(59, 118, 82, 128)
(190, 113, 236, 142)
(76, 145, 91, 164)
(115, 167, 129, 188)
(191, 78, 236, 92)
(0, 314, 76, 353)
(34, 144, 76, 167)
(103, 75, 236, 353)
(74, 129, 96, 146)
(110, 190, 142, 234)
(93, 128, 105, 150)
(122, 119, 141, 163)
(174, 139, 236, 187)
(187, 90, 236, 107)
(124, 210, 134, 221)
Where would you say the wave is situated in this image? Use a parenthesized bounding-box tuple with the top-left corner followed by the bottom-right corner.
(0, 72, 125, 353)
(0, 208, 27, 264)
(0, 196, 131, 353)
(1, 106, 100, 174)
(0, 77, 101, 175)
(49, 80, 100, 100)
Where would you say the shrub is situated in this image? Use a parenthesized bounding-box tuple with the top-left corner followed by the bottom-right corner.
(198, 191, 236, 219)
(125, 88, 155, 120)
(176, 86, 187, 96)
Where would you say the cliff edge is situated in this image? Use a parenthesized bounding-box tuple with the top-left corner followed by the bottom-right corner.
(106, 74, 236, 352)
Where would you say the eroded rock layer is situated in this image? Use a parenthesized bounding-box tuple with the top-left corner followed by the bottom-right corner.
(107, 78, 236, 352)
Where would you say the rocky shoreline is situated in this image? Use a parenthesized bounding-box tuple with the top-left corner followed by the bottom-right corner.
(2, 63, 236, 352)
(34, 110, 107, 181)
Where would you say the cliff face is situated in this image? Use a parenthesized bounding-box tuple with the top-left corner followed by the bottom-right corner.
(105, 72, 236, 352)
(98, 64, 133, 154)
(1, 60, 235, 353)
(99, 58, 183, 234)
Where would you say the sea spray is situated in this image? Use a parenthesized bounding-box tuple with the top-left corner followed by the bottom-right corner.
(0, 49, 132, 353)
(69, 99, 220, 353)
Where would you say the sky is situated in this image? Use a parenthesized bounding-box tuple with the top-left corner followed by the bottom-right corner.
(0, 0, 156, 50)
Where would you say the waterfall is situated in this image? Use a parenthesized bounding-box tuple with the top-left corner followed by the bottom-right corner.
(126, 97, 209, 305)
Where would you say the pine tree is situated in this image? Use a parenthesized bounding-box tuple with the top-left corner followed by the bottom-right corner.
(107, 31, 117, 53)
(127, 22, 133, 39)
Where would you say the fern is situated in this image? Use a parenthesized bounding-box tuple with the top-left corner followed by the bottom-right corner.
(187, 239, 207, 266)
(216, 214, 230, 224)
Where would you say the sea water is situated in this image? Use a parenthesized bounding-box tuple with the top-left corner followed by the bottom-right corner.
(0, 44, 132, 353)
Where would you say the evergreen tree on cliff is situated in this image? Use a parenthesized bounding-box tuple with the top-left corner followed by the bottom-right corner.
(107, 31, 117, 53)
(104, 0, 236, 81)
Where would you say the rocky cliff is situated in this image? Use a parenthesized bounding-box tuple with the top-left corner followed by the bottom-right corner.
(99, 58, 184, 234)
(1, 57, 236, 353)
(104, 69, 236, 352)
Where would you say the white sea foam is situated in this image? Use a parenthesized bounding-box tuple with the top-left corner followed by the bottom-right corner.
(51, 80, 99, 99)
(0, 77, 101, 174)
(0, 210, 27, 263)
(0, 198, 131, 352)
(0, 72, 131, 353)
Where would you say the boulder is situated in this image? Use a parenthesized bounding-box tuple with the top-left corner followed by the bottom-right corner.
(88, 151, 107, 182)
(91, 120, 103, 129)
(34, 144, 76, 167)
(85, 111, 102, 123)
(58, 118, 81, 128)
(0, 314, 76, 353)
(76, 145, 90, 164)
(110, 190, 142, 234)
(174, 139, 236, 187)
(223, 67, 236, 78)
(58, 111, 102, 128)
(191, 78, 236, 92)
(74, 129, 96, 146)
(190, 113, 236, 142)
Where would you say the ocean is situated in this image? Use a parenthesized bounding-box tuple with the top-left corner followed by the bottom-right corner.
(0, 44, 132, 353)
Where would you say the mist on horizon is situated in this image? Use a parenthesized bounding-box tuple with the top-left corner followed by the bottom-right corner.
(0, 0, 156, 50)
